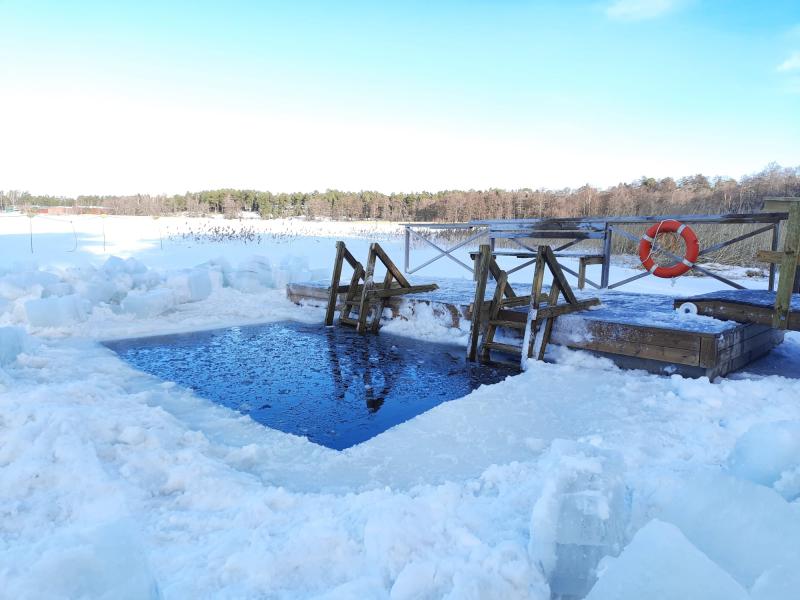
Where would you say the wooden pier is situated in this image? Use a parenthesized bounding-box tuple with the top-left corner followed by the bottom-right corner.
(288, 280, 786, 378)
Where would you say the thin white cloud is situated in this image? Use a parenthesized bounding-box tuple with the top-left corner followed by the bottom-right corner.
(777, 52, 800, 72)
(605, 0, 681, 21)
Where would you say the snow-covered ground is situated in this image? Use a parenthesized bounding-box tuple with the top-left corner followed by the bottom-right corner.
(1, 214, 799, 599)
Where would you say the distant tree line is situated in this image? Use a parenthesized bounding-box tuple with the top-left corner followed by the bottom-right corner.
(2, 163, 798, 221)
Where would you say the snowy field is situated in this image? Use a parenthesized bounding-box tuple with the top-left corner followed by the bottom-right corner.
(1, 213, 800, 599)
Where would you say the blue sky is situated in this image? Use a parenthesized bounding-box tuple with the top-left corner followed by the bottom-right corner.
(1, 0, 798, 195)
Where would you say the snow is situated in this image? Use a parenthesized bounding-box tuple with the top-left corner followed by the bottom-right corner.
(1, 213, 800, 598)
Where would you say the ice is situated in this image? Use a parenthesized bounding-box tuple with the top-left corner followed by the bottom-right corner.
(727, 420, 800, 500)
(650, 470, 800, 588)
(226, 255, 274, 292)
(0, 270, 60, 300)
(42, 281, 73, 298)
(0, 326, 29, 366)
(101, 255, 127, 274)
(528, 441, 628, 598)
(165, 269, 213, 303)
(25, 294, 90, 328)
(120, 289, 176, 318)
(586, 520, 749, 600)
(2, 521, 161, 600)
(751, 564, 800, 600)
(78, 277, 121, 304)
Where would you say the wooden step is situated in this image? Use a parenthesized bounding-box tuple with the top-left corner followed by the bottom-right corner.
(489, 320, 526, 329)
(339, 316, 358, 326)
(484, 341, 522, 354)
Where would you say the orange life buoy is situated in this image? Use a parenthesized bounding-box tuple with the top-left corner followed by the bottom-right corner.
(638, 220, 699, 278)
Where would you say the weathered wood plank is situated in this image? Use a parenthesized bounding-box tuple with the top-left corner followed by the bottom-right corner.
(774, 201, 800, 328)
(373, 284, 439, 298)
(356, 244, 378, 334)
(325, 241, 346, 326)
(688, 300, 800, 331)
(372, 243, 412, 288)
(756, 250, 800, 266)
(467, 244, 492, 361)
(479, 271, 508, 362)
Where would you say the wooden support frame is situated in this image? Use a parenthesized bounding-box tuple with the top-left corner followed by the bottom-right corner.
(761, 198, 800, 329)
(325, 240, 438, 334)
(467, 244, 599, 368)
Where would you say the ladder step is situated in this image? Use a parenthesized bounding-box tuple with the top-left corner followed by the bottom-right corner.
(489, 320, 526, 329)
(484, 341, 522, 354)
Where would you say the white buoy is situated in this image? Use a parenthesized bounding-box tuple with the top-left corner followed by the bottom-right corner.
(677, 302, 698, 316)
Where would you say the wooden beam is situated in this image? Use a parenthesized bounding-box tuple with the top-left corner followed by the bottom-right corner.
(756, 250, 800, 266)
(357, 244, 378, 334)
(373, 284, 439, 298)
(372, 269, 394, 333)
(773, 200, 800, 328)
(372, 243, 412, 288)
(467, 244, 492, 361)
(325, 241, 346, 326)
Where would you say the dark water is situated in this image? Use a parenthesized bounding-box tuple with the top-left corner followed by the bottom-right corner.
(104, 322, 514, 449)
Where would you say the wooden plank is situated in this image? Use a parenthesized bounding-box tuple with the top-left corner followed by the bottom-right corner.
(325, 241, 346, 326)
(689, 300, 800, 331)
(534, 281, 562, 360)
(467, 244, 492, 361)
(479, 271, 508, 362)
(574, 337, 701, 366)
(774, 201, 800, 328)
(372, 243, 412, 288)
(373, 284, 439, 298)
(756, 250, 800, 266)
(710, 329, 784, 378)
(535, 298, 600, 319)
(542, 245, 578, 304)
(357, 244, 378, 334)
(340, 264, 364, 324)
(372, 269, 394, 333)
(342, 247, 360, 269)
(484, 341, 522, 355)
(581, 320, 703, 351)
(488, 258, 517, 298)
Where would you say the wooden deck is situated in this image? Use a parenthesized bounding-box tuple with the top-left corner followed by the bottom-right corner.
(288, 280, 785, 378)
(675, 290, 800, 331)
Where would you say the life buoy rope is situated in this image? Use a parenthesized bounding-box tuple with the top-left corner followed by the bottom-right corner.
(638, 219, 699, 278)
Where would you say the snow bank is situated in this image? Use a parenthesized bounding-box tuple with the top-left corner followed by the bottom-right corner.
(0, 254, 326, 336)
(587, 520, 749, 600)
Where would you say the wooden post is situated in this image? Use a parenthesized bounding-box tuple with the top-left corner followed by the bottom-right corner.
(600, 224, 612, 289)
(372, 269, 393, 333)
(467, 244, 491, 361)
(768, 222, 780, 292)
(357, 244, 378, 334)
(325, 241, 346, 326)
(764, 198, 800, 329)
(478, 270, 507, 362)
